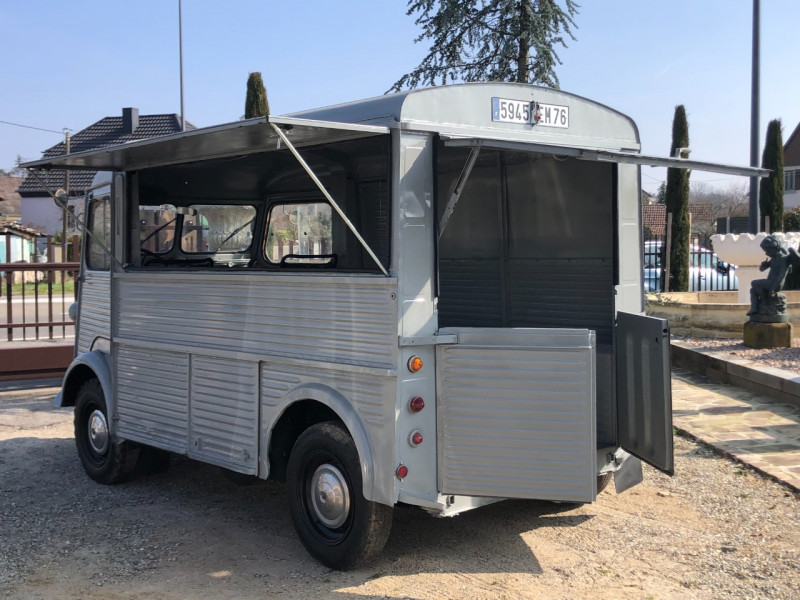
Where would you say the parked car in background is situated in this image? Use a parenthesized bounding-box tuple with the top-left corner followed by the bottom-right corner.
(644, 241, 737, 292)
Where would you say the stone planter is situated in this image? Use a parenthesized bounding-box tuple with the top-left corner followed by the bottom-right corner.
(645, 291, 800, 338)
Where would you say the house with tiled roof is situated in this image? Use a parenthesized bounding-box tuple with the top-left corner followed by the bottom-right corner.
(642, 203, 666, 237)
(784, 121, 800, 210)
(641, 202, 715, 240)
(0, 175, 23, 221)
(19, 108, 193, 233)
(0, 222, 43, 265)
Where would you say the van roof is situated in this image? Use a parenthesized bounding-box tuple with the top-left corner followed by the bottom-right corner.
(20, 83, 766, 179)
(21, 83, 640, 173)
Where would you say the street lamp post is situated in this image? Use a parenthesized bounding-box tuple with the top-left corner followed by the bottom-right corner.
(748, 0, 760, 233)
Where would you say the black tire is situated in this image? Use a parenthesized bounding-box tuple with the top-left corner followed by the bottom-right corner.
(137, 446, 171, 476)
(74, 379, 136, 484)
(286, 421, 392, 570)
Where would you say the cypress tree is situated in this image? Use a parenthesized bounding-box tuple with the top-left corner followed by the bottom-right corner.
(656, 181, 667, 204)
(665, 105, 691, 292)
(759, 119, 784, 232)
(244, 72, 270, 119)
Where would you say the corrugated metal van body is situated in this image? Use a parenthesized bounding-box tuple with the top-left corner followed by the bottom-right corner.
(111, 271, 398, 478)
(76, 270, 111, 354)
(436, 328, 596, 503)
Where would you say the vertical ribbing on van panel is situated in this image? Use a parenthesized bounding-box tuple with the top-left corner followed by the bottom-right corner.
(115, 345, 190, 453)
(189, 356, 259, 473)
(76, 271, 111, 354)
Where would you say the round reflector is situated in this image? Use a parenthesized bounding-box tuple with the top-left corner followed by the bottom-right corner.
(409, 396, 425, 412)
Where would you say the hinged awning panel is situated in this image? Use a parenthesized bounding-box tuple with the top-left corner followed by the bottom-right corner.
(442, 135, 769, 178)
(21, 117, 390, 172)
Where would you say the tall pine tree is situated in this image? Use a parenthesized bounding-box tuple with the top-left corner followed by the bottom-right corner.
(244, 72, 270, 119)
(759, 119, 784, 232)
(665, 105, 691, 292)
(389, 0, 578, 91)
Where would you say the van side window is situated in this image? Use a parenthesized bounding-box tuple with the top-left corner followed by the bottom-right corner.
(139, 204, 177, 254)
(265, 202, 334, 266)
(180, 205, 256, 254)
(86, 196, 111, 271)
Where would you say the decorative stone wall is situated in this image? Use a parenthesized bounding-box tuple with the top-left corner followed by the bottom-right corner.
(646, 291, 800, 338)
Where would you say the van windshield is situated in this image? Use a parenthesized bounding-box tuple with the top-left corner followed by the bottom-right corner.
(181, 205, 256, 254)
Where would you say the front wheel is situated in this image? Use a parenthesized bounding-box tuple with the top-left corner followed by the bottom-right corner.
(286, 421, 392, 570)
(74, 379, 136, 484)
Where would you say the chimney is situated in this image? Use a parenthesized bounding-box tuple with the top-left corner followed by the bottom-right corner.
(122, 107, 139, 134)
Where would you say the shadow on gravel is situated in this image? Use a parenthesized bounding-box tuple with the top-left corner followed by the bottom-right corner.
(378, 499, 592, 576)
(2, 435, 596, 597)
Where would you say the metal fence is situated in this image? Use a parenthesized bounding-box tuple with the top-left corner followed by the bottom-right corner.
(643, 233, 738, 293)
(1, 233, 80, 341)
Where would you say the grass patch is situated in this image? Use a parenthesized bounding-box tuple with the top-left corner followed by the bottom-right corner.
(6, 280, 76, 295)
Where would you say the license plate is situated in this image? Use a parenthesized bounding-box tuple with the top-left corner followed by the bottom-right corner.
(491, 97, 569, 128)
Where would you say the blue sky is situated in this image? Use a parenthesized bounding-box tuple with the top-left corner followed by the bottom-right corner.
(1, 0, 798, 194)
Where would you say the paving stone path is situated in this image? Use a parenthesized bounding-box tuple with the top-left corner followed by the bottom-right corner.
(672, 367, 800, 492)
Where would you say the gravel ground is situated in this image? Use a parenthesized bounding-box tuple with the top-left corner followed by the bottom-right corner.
(674, 336, 800, 375)
(1, 389, 799, 599)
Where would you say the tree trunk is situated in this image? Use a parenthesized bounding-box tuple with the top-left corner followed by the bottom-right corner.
(516, 1, 530, 83)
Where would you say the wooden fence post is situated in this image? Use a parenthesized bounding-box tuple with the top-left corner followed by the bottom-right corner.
(665, 213, 673, 293)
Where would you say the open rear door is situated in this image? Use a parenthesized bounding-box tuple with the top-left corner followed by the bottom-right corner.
(616, 312, 674, 475)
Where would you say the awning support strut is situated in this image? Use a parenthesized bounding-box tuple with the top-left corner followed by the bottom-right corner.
(270, 123, 389, 276)
(438, 144, 481, 238)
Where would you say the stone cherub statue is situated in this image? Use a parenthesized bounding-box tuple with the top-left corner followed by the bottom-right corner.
(747, 234, 800, 321)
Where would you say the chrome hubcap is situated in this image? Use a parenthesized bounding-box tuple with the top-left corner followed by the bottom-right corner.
(88, 409, 109, 455)
(310, 464, 350, 528)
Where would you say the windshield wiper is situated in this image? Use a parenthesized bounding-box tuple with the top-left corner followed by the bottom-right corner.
(141, 217, 177, 244)
(214, 218, 255, 252)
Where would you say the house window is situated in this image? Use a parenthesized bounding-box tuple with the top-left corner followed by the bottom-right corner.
(785, 169, 798, 192)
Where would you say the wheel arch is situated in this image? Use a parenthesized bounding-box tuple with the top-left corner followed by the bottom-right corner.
(58, 351, 113, 413)
(265, 383, 385, 506)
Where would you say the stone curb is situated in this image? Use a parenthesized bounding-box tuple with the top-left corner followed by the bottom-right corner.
(672, 424, 800, 494)
(671, 341, 800, 409)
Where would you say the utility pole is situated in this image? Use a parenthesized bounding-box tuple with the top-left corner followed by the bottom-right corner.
(748, 0, 760, 233)
(63, 129, 70, 260)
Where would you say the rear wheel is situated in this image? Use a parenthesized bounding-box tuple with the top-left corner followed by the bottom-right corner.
(286, 421, 392, 570)
(74, 379, 135, 484)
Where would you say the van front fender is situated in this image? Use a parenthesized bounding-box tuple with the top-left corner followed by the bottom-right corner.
(58, 351, 113, 416)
